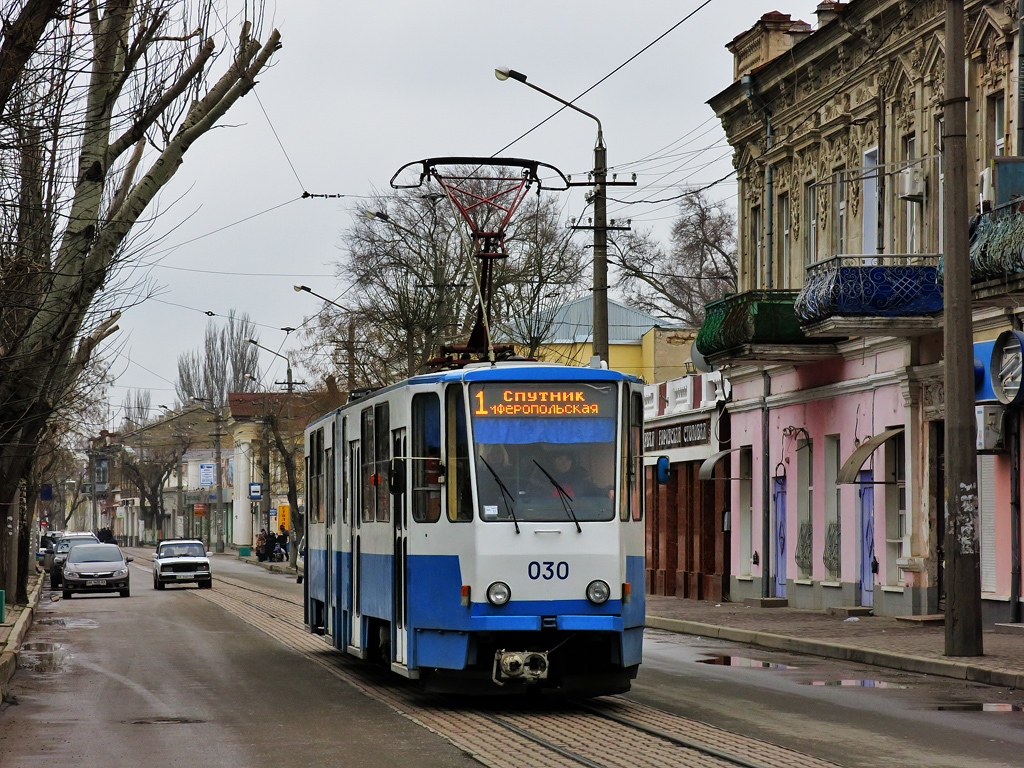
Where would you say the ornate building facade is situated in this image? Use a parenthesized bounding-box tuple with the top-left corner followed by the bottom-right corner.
(699, 1, 1024, 621)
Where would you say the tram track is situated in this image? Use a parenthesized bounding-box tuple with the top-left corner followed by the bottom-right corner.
(174, 566, 844, 768)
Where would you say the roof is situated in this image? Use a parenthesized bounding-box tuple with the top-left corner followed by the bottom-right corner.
(511, 296, 679, 346)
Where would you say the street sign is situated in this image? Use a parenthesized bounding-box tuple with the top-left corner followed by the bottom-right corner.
(199, 463, 215, 486)
(249, 482, 262, 500)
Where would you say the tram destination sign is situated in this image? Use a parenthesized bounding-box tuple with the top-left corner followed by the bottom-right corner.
(471, 383, 612, 418)
(643, 418, 711, 451)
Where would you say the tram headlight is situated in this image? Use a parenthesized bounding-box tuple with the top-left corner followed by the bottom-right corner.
(586, 579, 611, 605)
(486, 581, 511, 606)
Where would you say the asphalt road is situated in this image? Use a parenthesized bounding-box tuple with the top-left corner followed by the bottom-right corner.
(0, 557, 475, 768)
(630, 629, 1024, 768)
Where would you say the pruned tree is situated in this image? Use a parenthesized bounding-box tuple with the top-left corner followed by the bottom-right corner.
(0, 1, 281, 601)
(611, 189, 737, 327)
(176, 311, 261, 410)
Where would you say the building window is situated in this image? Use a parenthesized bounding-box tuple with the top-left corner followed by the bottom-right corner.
(804, 181, 817, 265)
(903, 136, 918, 254)
(884, 431, 908, 585)
(751, 205, 763, 288)
(991, 93, 1006, 158)
(796, 438, 814, 580)
(779, 193, 791, 288)
(834, 169, 846, 255)
(824, 435, 841, 581)
(739, 447, 753, 574)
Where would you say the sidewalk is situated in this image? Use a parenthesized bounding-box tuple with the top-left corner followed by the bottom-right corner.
(646, 595, 1024, 688)
(0, 571, 44, 699)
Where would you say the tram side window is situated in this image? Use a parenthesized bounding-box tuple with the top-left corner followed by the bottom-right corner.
(309, 428, 324, 523)
(445, 385, 473, 522)
(375, 403, 390, 522)
(360, 408, 375, 523)
(325, 446, 335, 526)
(620, 394, 629, 522)
(412, 393, 442, 523)
(630, 393, 643, 522)
(341, 417, 348, 524)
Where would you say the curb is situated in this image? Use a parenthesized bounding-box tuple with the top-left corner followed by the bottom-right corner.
(645, 615, 1023, 689)
(1, 574, 45, 698)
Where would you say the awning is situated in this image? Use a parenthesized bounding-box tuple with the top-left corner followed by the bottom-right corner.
(837, 427, 905, 484)
(698, 448, 743, 481)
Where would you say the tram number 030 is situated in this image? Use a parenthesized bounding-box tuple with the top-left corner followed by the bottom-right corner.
(528, 561, 569, 580)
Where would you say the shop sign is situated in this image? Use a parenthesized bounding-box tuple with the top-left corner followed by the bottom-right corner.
(194, 503, 207, 517)
(991, 330, 1024, 405)
(643, 418, 711, 451)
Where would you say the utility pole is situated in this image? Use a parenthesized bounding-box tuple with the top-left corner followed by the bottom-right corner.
(261, 415, 272, 538)
(213, 413, 224, 553)
(176, 433, 184, 541)
(943, 0, 984, 656)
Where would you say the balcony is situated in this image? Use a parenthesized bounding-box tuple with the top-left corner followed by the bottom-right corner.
(967, 209, 1024, 308)
(695, 290, 839, 367)
(796, 254, 943, 338)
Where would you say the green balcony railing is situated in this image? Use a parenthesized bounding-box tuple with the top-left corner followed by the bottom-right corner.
(695, 290, 808, 357)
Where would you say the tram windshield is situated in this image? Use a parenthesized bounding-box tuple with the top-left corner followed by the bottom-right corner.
(469, 381, 617, 523)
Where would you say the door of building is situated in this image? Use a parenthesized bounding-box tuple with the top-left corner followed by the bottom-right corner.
(773, 475, 787, 598)
(859, 469, 874, 607)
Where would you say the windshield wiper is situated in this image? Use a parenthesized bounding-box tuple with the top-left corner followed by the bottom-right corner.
(480, 456, 520, 534)
(532, 460, 582, 533)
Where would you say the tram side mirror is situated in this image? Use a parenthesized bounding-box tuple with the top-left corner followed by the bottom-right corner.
(656, 456, 670, 485)
(389, 458, 407, 496)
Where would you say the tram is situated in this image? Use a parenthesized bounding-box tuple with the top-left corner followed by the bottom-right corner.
(302, 361, 646, 694)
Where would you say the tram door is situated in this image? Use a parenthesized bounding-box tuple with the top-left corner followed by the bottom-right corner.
(392, 427, 409, 666)
(324, 420, 336, 643)
(349, 440, 362, 653)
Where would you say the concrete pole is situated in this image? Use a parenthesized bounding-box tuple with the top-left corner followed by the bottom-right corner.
(593, 143, 609, 364)
(214, 416, 224, 553)
(943, 0, 984, 656)
(176, 435, 183, 542)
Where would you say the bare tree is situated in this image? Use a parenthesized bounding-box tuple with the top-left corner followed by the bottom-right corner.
(0, 1, 281, 599)
(176, 311, 261, 410)
(611, 190, 737, 327)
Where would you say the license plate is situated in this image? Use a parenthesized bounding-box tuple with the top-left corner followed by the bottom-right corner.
(176, 574, 191, 579)
(86, 579, 106, 586)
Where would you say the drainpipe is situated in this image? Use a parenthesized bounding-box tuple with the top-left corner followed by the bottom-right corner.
(1017, 0, 1024, 155)
(762, 371, 772, 598)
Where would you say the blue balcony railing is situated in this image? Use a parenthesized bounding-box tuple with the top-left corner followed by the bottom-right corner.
(795, 254, 943, 324)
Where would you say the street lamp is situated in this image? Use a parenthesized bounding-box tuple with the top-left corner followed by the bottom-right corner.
(495, 66, 609, 364)
(294, 286, 357, 392)
(248, 339, 293, 394)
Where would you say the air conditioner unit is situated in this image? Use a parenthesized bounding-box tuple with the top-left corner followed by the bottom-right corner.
(976, 404, 1006, 452)
(979, 167, 994, 208)
(898, 166, 925, 201)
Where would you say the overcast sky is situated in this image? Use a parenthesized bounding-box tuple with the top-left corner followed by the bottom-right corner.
(110, 1, 822, 418)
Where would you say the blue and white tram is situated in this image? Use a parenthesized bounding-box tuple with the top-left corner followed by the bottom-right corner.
(302, 361, 646, 695)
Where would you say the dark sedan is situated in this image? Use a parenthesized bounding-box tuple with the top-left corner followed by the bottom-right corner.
(61, 544, 132, 599)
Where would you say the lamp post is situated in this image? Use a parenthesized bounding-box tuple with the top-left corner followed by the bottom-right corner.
(294, 285, 357, 392)
(248, 339, 293, 394)
(495, 66, 610, 364)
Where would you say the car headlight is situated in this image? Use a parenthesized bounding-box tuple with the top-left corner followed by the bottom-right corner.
(196, 563, 209, 571)
(586, 579, 611, 605)
(486, 581, 511, 606)
(63, 566, 77, 575)
(113, 568, 128, 578)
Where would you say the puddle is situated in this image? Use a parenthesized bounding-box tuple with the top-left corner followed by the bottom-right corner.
(696, 654, 796, 670)
(34, 617, 98, 629)
(125, 717, 206, 725)
(809, 680, 909, 689)
(18, 642, 70, 674)
(934, 703, 1024, 712)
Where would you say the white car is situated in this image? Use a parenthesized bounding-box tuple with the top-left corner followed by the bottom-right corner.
(152, 538, 212, 589)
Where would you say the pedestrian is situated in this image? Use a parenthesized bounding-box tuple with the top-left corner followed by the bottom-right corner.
(256, 528, 267, 562)
(278, 525, 289, 558)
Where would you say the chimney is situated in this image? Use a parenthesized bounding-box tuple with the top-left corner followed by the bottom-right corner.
(815, 2, 845, 28)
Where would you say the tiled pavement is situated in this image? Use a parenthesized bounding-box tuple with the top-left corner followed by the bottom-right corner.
(646, 594, 1024, 688)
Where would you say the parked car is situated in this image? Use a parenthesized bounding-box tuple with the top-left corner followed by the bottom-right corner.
(61, 544, 132, 599)
(152, 538, 212, 590)
(38, 531, 64, 571)
(296, 536, 305, 584)
(50, 532, 100, 588)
